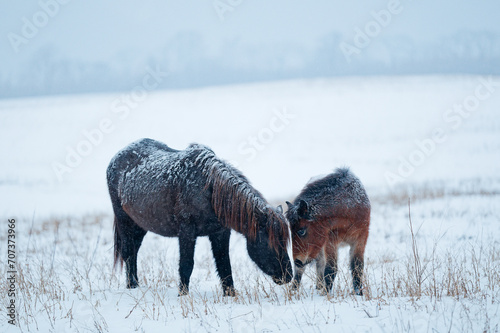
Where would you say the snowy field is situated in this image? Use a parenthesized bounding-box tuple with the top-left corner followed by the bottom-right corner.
(1, 75, 499, 332)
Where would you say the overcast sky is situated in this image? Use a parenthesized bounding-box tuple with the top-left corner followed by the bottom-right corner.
(1, 0, 499, 96)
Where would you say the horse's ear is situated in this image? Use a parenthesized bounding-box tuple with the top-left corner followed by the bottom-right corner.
(297, 199, 309, 219)
(285, 201, 293, 211)
(276, 205, 283, 214)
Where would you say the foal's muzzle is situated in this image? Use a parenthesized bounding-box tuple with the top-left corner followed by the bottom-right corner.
(294, 259, 305, 269)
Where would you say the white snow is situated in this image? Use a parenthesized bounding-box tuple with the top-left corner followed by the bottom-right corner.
(1, 75, 499, 332)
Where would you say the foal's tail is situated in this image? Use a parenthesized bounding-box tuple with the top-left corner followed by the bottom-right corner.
(113, 216, 124, 270)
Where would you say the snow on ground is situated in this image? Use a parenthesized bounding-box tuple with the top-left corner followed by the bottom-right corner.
(0, 75, 499, 332)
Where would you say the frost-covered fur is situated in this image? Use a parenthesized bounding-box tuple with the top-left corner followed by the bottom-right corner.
(107, 139, 292, 295)
(286, 168, 370, 295)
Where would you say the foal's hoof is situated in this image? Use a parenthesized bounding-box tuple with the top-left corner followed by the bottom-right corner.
(289, 283, 300, 294)
(291, 280, 300, 290)
(352, 288, 363, 296)
(317, 288, 329, 296)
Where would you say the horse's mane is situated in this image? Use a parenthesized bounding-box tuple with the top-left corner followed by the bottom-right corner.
(191, 144, 289, 251)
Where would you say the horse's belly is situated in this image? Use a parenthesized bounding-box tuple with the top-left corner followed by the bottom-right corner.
(123, 203, 222, 238)
(123, 204, 178, 236)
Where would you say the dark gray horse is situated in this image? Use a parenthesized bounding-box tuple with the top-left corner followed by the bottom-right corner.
(107, 139, 292, 295)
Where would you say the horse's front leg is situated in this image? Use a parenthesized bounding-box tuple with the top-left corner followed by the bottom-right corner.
(178, 225, 196, 296)
(209, 228, 235, 296)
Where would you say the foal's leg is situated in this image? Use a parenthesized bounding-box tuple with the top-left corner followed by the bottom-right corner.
(291, 259, 306, 290)
(315, 248, 327, 292)
(324, 236, 339, 294)
(349, 235, 367, 296)
(209, 229, 235, 296)
(116, 213, 147, 289)
(178, 225, 196, 296)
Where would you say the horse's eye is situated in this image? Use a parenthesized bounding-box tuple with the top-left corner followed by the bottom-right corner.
(297, 228, 307, 237)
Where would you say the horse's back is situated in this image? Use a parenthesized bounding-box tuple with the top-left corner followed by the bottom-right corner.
(106, 139, 219, 236)
(132, 138, 179, 154)
(109, 138, 175, 166)
(107, 138, 176, 181)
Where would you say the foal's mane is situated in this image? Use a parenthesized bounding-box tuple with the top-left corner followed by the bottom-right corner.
(192, 145, 289, 251)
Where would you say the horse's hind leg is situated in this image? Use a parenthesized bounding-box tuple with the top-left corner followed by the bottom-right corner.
(116, 211, 147, 289)
(209, 229, 235, 296)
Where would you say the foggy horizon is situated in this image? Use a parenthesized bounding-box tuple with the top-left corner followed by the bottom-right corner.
(1, 0, 499, 98)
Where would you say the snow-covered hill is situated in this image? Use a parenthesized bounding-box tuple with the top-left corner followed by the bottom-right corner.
(1, 75, 499, 217)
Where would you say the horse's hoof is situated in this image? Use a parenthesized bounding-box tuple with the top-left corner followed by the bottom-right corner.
(223, 287, 236, 297)
(127, 282, 139, 289)
(178, 285, 189, 296)
(177, 290, 189, 297)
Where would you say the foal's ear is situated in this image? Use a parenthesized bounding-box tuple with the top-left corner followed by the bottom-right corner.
(297, 199, 310, 219)
(285, 201, 293, 211)
(276, 205, 283, 214)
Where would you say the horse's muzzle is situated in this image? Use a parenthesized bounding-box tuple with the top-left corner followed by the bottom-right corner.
(272, 267, 293, 285)
(273, 276, 284, 285)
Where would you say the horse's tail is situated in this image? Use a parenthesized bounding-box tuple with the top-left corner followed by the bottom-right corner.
(107, 155, 124, 271)
(113, 215, 124, 270)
